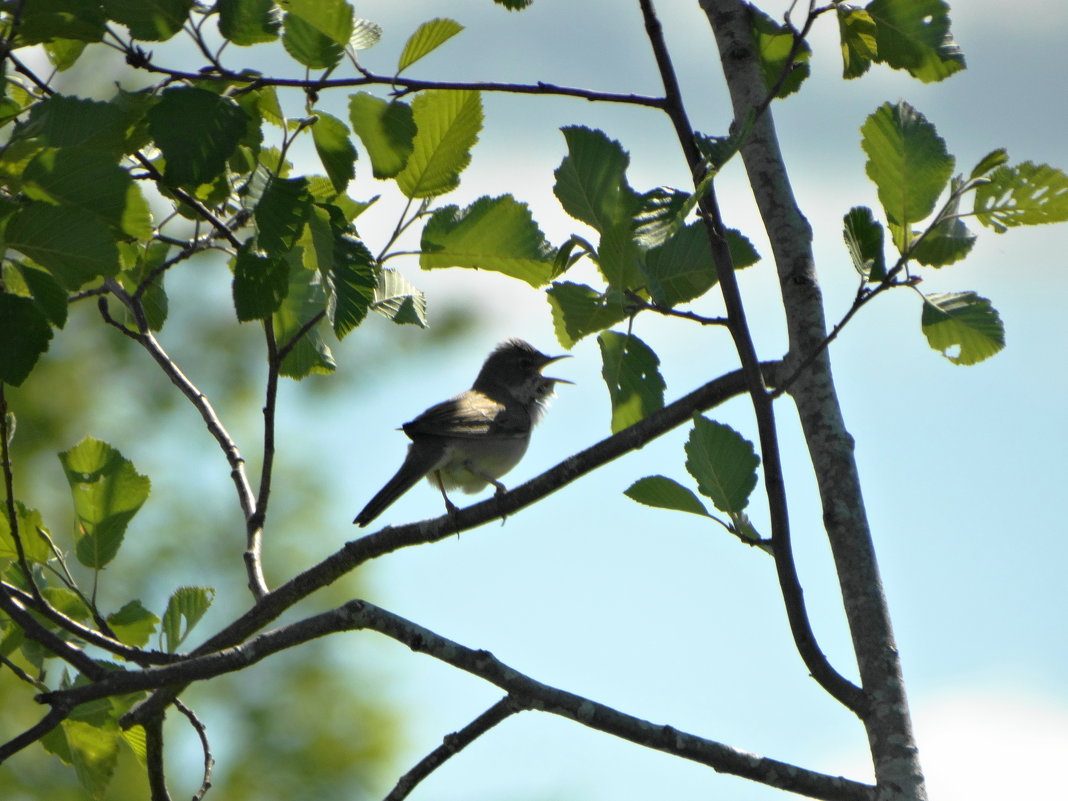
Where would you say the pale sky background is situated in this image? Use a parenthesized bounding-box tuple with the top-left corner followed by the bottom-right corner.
(35, 1, 1066, 799)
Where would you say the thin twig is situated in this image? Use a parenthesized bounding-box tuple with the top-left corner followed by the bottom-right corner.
(0, 586, 106, 679)
(0, 385, 43, 605)
(2, 582, 183, 666)
(623, 290, 729, 326)
(97, 297, 258, 522)
(126, 59, 669, 109)
(384, 697, 523, 801)
(175, 699, 215, 801)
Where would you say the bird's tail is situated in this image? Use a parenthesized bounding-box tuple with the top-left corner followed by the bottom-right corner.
(353, 442, 444, 526)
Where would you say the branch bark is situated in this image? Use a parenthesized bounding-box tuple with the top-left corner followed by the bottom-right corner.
(700, 2, 927, 798)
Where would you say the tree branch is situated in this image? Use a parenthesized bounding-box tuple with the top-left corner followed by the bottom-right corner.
(53, 600, 874, 801)
(127, 58, 668, 109)
(145, 715, 172, 801)
(1, 582, 182, 666)
(0, 705, 69, 765)
(384, 696, 523, 801)
(639, 0, 864, 713)
(701, 0, 926, 797)
(97, 295, 258, 523)
(120, 364, 778, 727)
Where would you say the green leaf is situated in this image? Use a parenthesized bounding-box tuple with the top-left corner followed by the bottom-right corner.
(311, 111, 357, 192)
(751, 8, 811, 98)
(920, 291, 1004, 365)
(837, 5, 877, 79)
(23, 147, 152, 238)
(6, 202, 121, 290)
(45, 38, 89, 71)
(279, 0, 353, 44)
(232, 245, 289, 321)
(974, 161, 1068, 233)
(148, 87, 250, 189)
(272, 260, 337, 378)
(59, 438, 151, 569)
(598, 331, 665, 433)
(494, 0, 533, 8)
(350, 18, 383, 50)
(0, 293, 53, 386)
(107, 601, 159, 648)
(280, 0, 353, 68)
(624, 475, 710, 517)
(546, 282, 629, 349)
(843, 206, 886, 281)
(0, 502, 54, 565)
(18, 0, 107, 43)
(640, 222, 716, 307)
(860, 101, 954, 239)
(218, 0, 281, 45)
(21, 95, 132, 154)
(348, 93, 415, 179)
(396, 89, 482, 198)
(969, 148, 1008, 181)
(254, 176, 312, 257)
(866, 0, 965, 83)
(420, 195, 556, 287)
(43, 719, 120, 799)
(161, 586, 215, 653)
(397, 18, 464, 74)
(324, 229, 377, 339)
(632, 186, 691, 250)
(282, 12, 343, 68)
(684, 416, 760, 514)
(103, 0, 193, 41)
(371, 269, 428, 327)
(910, 178, 975, 266)
(553, 126, 642, 233)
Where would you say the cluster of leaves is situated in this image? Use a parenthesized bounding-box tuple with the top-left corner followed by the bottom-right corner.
(846, 101, 1068, 364)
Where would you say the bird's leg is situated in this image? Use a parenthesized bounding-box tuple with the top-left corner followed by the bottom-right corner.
(433, 472, 459, 515)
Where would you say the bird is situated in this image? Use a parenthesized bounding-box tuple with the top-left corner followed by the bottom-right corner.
(353, 339, 571, 527)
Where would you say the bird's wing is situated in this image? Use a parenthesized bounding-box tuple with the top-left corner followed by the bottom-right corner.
(403, 393, 527, 439)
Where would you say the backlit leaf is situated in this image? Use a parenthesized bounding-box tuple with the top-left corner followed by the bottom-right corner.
(421, 195, 556, 287)
(860, 101, 953, 239)
(396, 89, 482, 198)
(598, 331, 665, 433)
(59, 438, 151, 569)
(920, 291, 1004, 365)
(397, 18, 464, 73)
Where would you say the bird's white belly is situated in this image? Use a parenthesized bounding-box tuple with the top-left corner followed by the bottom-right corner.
(432, 436, 531, 493)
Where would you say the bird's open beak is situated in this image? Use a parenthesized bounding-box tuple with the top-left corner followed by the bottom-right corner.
(540, 353, 574, 385)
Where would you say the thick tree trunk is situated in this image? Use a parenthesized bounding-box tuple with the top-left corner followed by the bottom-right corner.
(699, 2, 927, 799)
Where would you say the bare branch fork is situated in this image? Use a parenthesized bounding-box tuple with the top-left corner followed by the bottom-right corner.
(45, 599, 876, 801)
(637, 0, 864, 713)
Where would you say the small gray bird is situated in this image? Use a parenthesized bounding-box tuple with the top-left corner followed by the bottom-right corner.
(353, 339, 571, 527)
